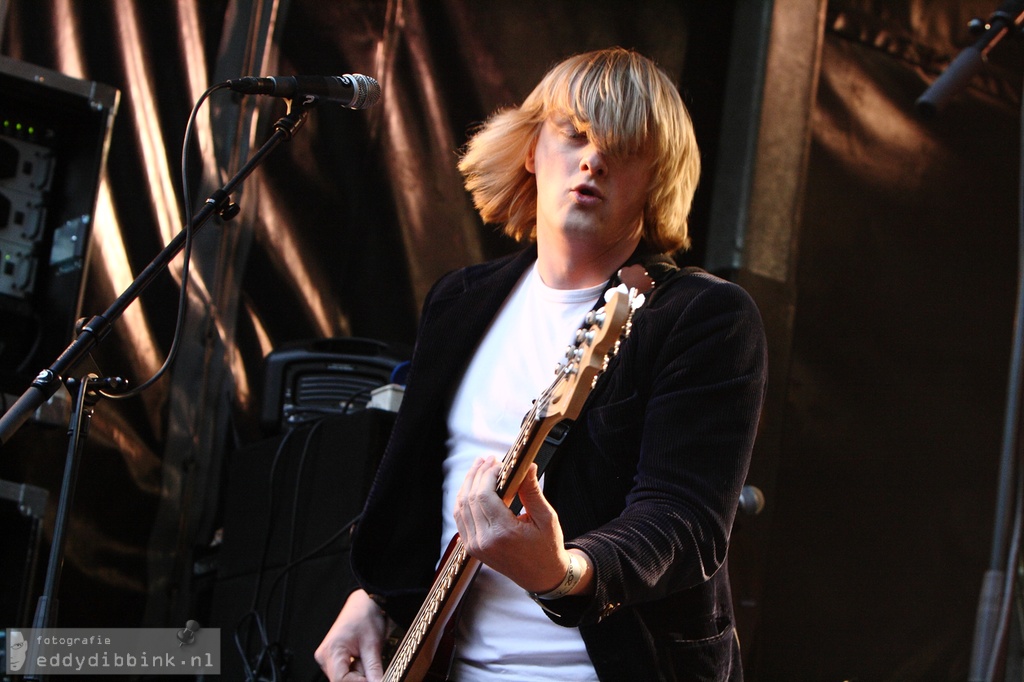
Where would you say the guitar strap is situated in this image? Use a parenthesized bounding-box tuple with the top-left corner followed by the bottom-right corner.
(509, 418, 573, 514)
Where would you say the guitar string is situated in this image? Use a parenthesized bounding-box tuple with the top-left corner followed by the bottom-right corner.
(386, 375, 563, 677)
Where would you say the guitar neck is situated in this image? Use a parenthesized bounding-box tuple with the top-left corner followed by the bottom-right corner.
(495, 401, 568, 509)
(383, 535, 480, 682)
(383, 411, 549, 682)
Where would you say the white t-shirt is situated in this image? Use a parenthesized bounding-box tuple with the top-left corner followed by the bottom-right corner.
(441, 262, 604, 681)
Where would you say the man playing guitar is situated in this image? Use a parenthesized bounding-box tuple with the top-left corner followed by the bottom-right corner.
(316, 47, 767, 682)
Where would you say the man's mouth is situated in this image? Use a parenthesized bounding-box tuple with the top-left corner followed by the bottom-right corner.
(572, 184, 604, 200)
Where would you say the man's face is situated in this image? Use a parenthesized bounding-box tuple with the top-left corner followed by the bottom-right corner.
(527, 115, 653, 252)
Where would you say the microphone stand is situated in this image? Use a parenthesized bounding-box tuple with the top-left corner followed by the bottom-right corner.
(0, 101, 311, 651)
(0, 104, 308, 446)
(916, 2, 1024, 679)
(27, 375, 110, 639)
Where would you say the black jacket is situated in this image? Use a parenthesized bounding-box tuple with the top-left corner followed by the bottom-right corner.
(351, 244, 767, 681)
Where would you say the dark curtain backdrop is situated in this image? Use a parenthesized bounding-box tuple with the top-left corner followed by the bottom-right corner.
(746, 2, 1024, 680)
(0, 0, 726, 640)
(0, 1, 1022, 680)
(774, 29, 1018, 672)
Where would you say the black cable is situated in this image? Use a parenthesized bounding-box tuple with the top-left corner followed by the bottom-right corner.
(265, 513, 360, 615)
(274, 416, 330, 639)
(250, 425, 300, 612)
(100, 82, 230, 400)
(233, 424, 299, 682)
(233, 610, 277, 682)
(233, 510, 360, 682)
(341, 386, 375, 415)
(235, 412, 365, 680)
(281, 385, 378, 427)
(237, 413, 337, 680)
(266, 403, 367, 658)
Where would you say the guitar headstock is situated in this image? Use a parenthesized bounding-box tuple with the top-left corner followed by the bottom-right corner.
(618, 263, 655, 297)
(544, 266, 654, 421)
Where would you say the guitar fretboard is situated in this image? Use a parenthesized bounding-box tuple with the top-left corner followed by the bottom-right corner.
(383, 406, 548, 681)
(383, 540, 469, 681)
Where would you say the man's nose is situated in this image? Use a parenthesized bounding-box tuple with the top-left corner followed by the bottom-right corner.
(579, 145, 607, 176)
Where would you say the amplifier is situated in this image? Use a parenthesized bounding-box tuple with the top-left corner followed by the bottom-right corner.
(259, 337, 408, 434)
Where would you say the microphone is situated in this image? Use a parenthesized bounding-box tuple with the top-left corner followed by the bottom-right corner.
(916, 0, 1024, 117)
(738, 485, 765, 515)
(226, 74, 381, 109)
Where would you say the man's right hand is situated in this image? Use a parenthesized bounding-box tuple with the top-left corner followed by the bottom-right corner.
(315, 589, 387, 682)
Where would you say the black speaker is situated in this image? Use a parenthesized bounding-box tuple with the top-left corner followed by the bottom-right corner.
(0, 56, 118, 394)
(259, 337, 409, 434)
(209, 408, 395, 681)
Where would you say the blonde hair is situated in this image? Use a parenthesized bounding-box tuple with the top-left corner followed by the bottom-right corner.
(458, 47, 701, 253)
